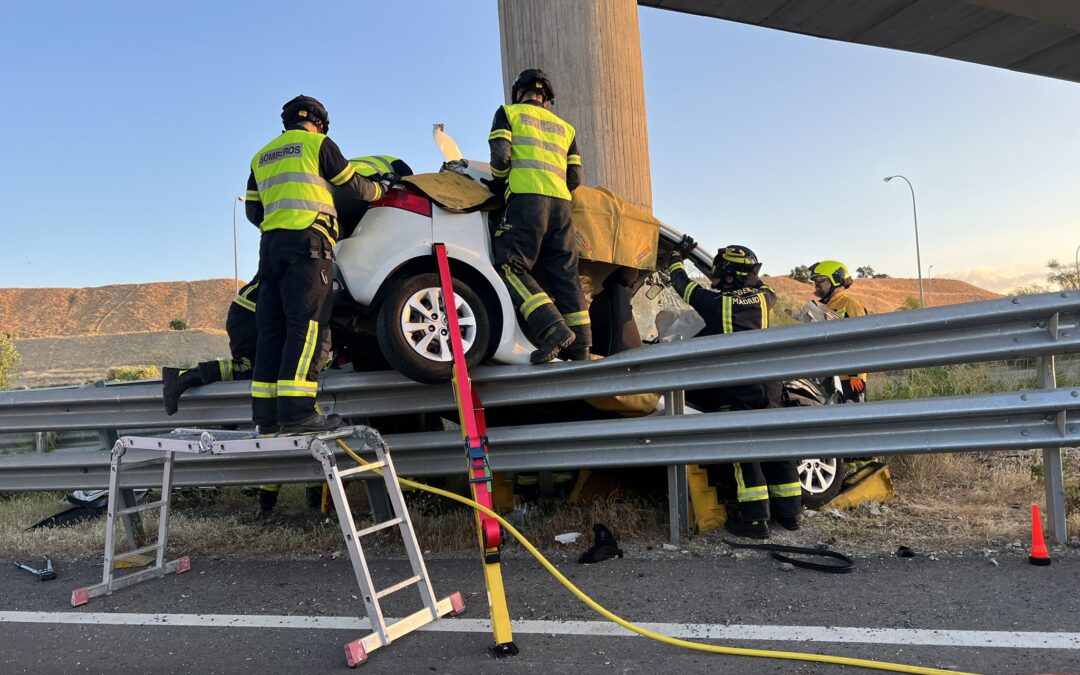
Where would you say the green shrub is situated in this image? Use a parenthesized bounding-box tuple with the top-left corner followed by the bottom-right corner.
(0, 334, 20, 390)
(107, 365, 161, 382)
(169, 318, 189, 331)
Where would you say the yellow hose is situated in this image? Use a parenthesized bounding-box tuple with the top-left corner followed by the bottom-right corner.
(335, 439, 974, 675)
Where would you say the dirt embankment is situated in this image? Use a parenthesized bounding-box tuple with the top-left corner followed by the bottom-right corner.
(762, 276, 1001, 313)
(0, 279, 237, 338)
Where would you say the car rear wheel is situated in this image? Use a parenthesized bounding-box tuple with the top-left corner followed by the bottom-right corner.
(797, 457, 847, 508)
(376, 273, 490, 384)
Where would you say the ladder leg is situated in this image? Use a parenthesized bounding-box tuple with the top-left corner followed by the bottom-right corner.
(375, 441, 440, 619)
(101, 442, 125, 590)
(314, 440, 391, 647)
(155, 451, 175, 568)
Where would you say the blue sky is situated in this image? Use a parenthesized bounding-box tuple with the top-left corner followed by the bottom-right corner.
(3, 1, 1077, 292)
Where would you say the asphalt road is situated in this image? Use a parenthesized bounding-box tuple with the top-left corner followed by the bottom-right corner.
(2, 549, 1079, 674)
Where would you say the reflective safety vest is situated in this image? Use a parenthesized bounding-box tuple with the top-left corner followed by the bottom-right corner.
(501, 103, 577, 201)
(349, 155, 399, 177)
(250, 130, 338, 233)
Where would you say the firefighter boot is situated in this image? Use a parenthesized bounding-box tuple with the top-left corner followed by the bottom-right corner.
(281, 413, 343, 435)
(530, 323, 575, 364)
(724, 516, 769, 539)
(254, 488, 279, 520)
(162, 367, 204, 416)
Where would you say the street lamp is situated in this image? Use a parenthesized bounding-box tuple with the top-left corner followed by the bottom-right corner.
(232, 197, 244, 293)
(927, 264, 933, 307)
(883, 175, 924, 308)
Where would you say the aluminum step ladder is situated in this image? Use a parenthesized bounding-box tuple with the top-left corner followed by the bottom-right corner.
(71, 426, 464, 667)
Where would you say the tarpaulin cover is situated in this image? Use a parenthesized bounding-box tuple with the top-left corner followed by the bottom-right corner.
(571, 186, 659, 271)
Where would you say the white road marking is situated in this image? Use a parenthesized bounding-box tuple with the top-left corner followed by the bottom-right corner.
(1, 611, 1078, 649)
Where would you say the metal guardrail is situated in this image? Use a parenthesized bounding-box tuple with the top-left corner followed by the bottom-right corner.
(0, 291, 1077, 542)
(0, 387, 1074, 485)
(0, 293, 1078, 432)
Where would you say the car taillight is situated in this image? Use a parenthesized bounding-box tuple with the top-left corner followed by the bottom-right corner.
(373, 187, 432, 217)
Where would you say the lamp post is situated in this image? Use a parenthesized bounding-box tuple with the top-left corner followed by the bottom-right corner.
(927, 264, 933, 307)
(232, 197, 243, 293)
(883, 175, 924, 307)
(1074, 243, 1079, 290)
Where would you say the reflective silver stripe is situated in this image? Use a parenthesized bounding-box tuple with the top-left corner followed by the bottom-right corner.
(518, 114, 566, 136)
(510, 158, 566, 180)
(264, 199, 338, 218)
(256, 172, 332, 193)
(512, 135, 567, 156)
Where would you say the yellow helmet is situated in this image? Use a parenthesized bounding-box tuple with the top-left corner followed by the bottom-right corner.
(809, 260, 850, 287)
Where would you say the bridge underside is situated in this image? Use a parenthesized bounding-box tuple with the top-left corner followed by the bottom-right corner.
(639, 0, 1080, 83)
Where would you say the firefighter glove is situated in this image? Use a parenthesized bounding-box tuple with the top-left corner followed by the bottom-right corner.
(480, 177, 505, 196)
(674, 234, 697, 259)
(849, 377, 865, 393)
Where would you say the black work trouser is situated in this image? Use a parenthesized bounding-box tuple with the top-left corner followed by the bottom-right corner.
(176, 295, 257, 396)
(492, 193, 591, 349)
(251, 229, 333, 426)
(687, 381, 801, 522)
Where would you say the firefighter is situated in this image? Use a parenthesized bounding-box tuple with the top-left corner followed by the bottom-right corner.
(486, 68, 590, 364)
(161, 277, 260, 415)
(809, 260, 868, 402)
(336, 155, 414, 239)
(246, 95, 385, 434)
(669, 238, 802, 538)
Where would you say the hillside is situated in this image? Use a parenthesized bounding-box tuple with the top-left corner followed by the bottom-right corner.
(0, 275, 1001, 388)
(0, 279, 236, 338)
(762, 276, 1001, 314)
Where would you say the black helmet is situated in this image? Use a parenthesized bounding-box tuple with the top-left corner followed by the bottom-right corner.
(281, 95, 329, 132)
(512, 68, 555, 103)
(711, 245, 762, 278)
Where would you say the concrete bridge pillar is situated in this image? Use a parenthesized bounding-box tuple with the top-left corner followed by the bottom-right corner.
(498, 0, 653, 211)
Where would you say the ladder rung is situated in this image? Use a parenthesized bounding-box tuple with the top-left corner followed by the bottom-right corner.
(117, 500, 166, 517)
(114, 543, 162, 560)
(123, 457, 169, 470)
(338, 461, 386, 478)
(375, 575, 421, 599)
(356, 517, 403, 538)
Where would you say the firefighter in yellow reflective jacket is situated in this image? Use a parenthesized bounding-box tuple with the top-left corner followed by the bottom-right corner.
(487, 69, 589, 364)
(246, 95, 385, 434)
(161, 276, 260, 415)
(335, 155, 414, 240)
(809, 260, 868, 403)
(669, 239, 802, 538)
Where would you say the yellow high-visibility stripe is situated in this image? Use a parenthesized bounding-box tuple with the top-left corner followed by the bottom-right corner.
(722, 296, 734, 334)
(488, 129, 512, 141)
(294, 321, 319, 382)
(219, 360, 229, 382)
(566, 154, 581, 166)
(734, 463, 768, 502)
(758, 292, 768, 329)
(277, 379, 319, 397)
(682, 281, 698, 304)
(769, 483, 803, 498)
(491, 166, 509, 178)
(251, 381, 277, 398)
(311, 223, 337, 248)
(521, 294, 553, 319)
(668, 261, 686, 274)
(501, 264, 532, 302)
(328, 164, 356, 186)
(232, 294, 256, 312)
(564, 311, 590, 327)
(245, 190, 261, 202)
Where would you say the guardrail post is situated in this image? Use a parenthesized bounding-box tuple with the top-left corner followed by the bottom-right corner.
(665, 390, 688, 546)
(1037, 317, 1068, 544)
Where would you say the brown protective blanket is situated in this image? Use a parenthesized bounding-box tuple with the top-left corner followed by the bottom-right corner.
(571, 186, 660, 271)
(401, 171, 500, 213)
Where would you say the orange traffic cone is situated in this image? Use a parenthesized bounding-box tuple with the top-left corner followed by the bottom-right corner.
(1028, 503, 1051, 566)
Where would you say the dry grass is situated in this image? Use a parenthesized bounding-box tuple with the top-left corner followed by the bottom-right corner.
(0, 483, 666, 561)
(815, 451, 1080, 551)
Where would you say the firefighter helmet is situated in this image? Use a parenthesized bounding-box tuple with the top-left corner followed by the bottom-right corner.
(712, 245, 762, 278)
(809, 260, 850, 287)
(512, 69, 556, 103)
(281, 95, 330, 132)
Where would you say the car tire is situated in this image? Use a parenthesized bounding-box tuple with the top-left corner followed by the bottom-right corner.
(376, 273, 490, 384)
(797, 457, 847, 508)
